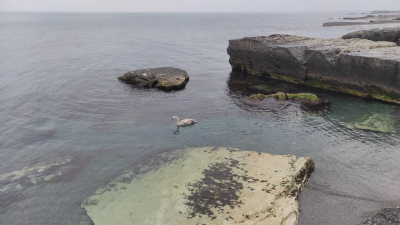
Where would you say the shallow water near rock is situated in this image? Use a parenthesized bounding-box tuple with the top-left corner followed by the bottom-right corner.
(1, 11, 400, 225)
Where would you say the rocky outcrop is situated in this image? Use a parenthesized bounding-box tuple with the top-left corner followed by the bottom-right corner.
(360, 207, 400, 224)
(371, 11, 400, 14)
(343, 27, 400, 46)
(344, 15, 400, 20)
(118, 67, 189, 91)
(227, 34, 400, 104)
(343, 15, 376, 20)
(323, 20, 400, 27)
(82, 147, 314, 225)
(323, 22, 371, 26)
(251, 92, 330, 110)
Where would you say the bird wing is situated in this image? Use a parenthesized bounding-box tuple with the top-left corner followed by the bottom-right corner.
(180, 119, 196, 125)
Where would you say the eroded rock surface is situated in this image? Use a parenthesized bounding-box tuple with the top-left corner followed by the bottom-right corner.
(343, 27, 400, 45)
(227, 34, 400, 104)
(360, 207, 400, 225)
(82, 147, 314, 225)
(118, 67, 189, 91)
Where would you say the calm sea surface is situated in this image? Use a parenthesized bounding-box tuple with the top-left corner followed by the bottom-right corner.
(1, 12, 400, 225)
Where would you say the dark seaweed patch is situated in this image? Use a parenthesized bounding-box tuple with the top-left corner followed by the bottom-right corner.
(184, 158, 257, 220)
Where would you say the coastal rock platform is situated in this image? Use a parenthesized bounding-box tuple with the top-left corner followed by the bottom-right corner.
(227, 34, 400, 104)
(118, 67, 189, 91)
(343, 26, 400, 46)
(82, 147, 314, 225)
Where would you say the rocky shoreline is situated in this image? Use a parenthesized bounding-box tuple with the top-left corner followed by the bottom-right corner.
(227, 34, 400, 104)
(323, 10, 400, 26)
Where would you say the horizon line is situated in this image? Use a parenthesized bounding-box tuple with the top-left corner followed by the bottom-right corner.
(0, 9, 392, 13)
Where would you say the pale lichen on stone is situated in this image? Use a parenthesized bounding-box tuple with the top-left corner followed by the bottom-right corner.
(82, 147, 314, 225)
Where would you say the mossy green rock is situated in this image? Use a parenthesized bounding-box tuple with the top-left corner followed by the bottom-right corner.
(353, 114, 396, 133)
(118, 67, 189, 91)
(287, 93, 319, 101)
(250, 92, 330, 110)
(251, 92, 321, 102)
(250, 92, 287, 101)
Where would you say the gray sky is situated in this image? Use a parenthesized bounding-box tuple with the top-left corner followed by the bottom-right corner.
(1, 0, 399, 12)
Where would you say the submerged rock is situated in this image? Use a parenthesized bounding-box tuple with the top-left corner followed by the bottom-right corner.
(0, 155, 82, 211)
(250, 92, 330, 110)
(360, 207, 400, 224)
(343, 27, 400, 46)
(249, 83, 296, 94)
(82, 147, 314, 225)
(353, 114, 397, 133)
(227, 34, 400, 104)
(118, 67, 189, 91)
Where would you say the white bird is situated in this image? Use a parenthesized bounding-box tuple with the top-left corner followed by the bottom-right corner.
(172, 116, 197, 126)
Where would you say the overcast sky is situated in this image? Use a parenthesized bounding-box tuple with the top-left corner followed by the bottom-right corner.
(1, 0, 399, 12)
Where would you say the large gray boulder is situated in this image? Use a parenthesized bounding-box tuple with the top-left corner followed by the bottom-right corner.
(227, 34, 400, 104)
(118, 67, 189, 91)
(343, 27, 400, 45)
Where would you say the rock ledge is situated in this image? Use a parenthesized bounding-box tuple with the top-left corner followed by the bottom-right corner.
(227, 34, 400, 104)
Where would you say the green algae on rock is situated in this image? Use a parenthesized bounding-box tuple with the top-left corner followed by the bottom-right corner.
(250, 92, 330, 110)
(286, 93, 319, 101)
(250, 92, 287, 101)
(118, 67, 189, 91)
(353, 114, 397, 133)
(81, 147, 314, 225)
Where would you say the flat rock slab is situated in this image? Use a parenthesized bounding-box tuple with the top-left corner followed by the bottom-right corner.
(81, 147, 314, 225)
(118, 67, 189, 91)
(360, 207, 400, 224)
(343, 27, 400, 46)
(227, 34, 400, 104)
